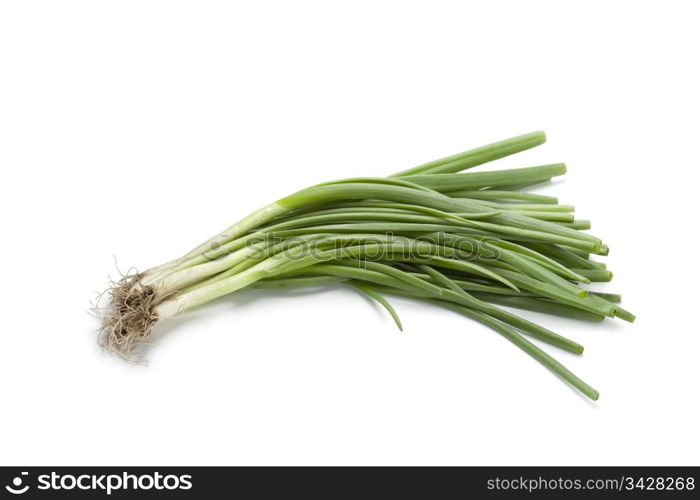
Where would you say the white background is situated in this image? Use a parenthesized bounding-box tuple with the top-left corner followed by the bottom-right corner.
(1, 1, 698, 466)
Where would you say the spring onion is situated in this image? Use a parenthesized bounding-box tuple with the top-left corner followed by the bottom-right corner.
(94, 131, 633, 401)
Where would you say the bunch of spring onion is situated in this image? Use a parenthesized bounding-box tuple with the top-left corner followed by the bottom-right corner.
(96, 131, 633, 400)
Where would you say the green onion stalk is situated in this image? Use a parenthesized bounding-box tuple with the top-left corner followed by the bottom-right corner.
(95, 132, 633, 400)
